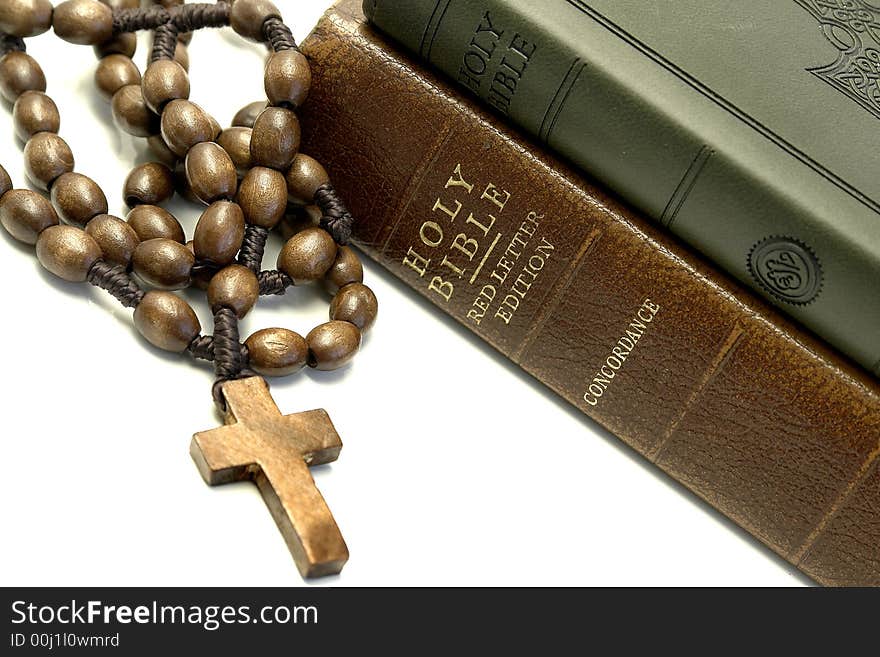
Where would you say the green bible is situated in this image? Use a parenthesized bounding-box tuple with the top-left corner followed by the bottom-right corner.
(365, 0, 880, 376)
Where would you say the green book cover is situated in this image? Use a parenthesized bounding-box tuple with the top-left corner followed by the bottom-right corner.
(365, 0, 880, 376)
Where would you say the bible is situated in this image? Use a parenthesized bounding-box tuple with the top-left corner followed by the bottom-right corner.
(298, 0, 880, 585)
(364, 0, 880, 377)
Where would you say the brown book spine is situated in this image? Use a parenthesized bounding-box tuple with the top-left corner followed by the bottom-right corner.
(298, 1, 880, 585)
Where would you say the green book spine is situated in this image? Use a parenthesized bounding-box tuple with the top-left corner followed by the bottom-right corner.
(364, 0, 880, 376)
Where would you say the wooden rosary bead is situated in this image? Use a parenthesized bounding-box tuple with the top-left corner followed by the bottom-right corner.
(0, 51, 46, 103)
(277, 227, 337, 283)
(207, 264, 259, 318)
(217, 127, 252, 176)
(50, 172, 109, 227)
(0, 165, 11, 198)
(142, 60, 190, 114)
(124, 162, 175, 208)
(52, 0, 114, 46)
(160, 99, 214, 157)
(126, 204, 185, 242)
(132, 237, 194, 290)
(147, 135, 178, 168)
(237, 166, 287, 228)
(185, 142, 237, 204)
(250, 107, 301, 171)
(230, 0, 282, 42)
(0, 0, 54, 38)
(286, 153, 329, 206)
(209, 113, 222, 140)
(306, 321, 361, 371)
(193, 200, 245, 265)
(35, 224, 103, 282)
(95, 54, 141, 101)
(95, 33, 136, 60)
(323, 245, 364, 294)
(232, 101, 266, 128)
(133, 290, 201, 352)
(111, 84, 159, 138)
(245, 327, 309, 377)
(330, 282, 378, 333)
(265, 50, 311, 109)
(0, 189, 59, 244)
(12, 91, 60, 141)
(84, 214, 140, 266)
(23, 132, 74, 191)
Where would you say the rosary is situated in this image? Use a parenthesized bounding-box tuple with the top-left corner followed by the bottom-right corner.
(0, 0, 378, 578)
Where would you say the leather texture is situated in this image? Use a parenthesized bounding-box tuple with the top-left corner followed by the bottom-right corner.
(299, 0, 880, 586)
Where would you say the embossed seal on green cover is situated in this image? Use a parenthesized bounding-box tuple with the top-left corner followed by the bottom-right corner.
(748, 237, 823, 306)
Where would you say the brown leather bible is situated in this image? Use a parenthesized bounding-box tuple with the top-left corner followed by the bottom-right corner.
(298, 0, 880, 585)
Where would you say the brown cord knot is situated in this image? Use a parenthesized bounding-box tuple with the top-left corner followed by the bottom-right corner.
(237, 224, 270, 273)
(187, 335, 249, 363)
(112, 3, 232, 61)
(258, 269, 293, 296)
(114, 3, 232, 36)
(86, 260, 145, 308)
(150, 23, 179, 62)
(172, 2, 231, 33)
(314, 183, 354, 245)
(211, 306, 243, 381)
(113, 6, 171, 34)
(263, 17, 299, 52)
(208, 306, 259, 410)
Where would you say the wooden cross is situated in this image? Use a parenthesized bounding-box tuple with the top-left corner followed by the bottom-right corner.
(190, 376, 349, 578)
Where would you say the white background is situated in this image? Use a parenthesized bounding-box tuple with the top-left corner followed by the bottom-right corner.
(0, 1, 808, 586)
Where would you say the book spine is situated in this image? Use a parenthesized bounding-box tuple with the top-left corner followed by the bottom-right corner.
(364, 0, 880, 377)
(300, 1, 880, 585)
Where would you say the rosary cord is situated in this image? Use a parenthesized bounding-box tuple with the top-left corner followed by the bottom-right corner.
(151, 23, 179, 62)
(210, 306, 259, 408)
(258, 269, 293, 296)
(188, 335, 249, 363)
(212, 307, 243, 379)
(263, 17, 299, 52)
(114, 3, 233, 37)
(87, 260, 146, 308)
(237, 224, 269, 273)
(314, 183, 355, 245)
(192, 259, 221, 280)
(171, 2, 232, 33)
(0, 33, 25, 55)
(113, 6, 171, 34)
